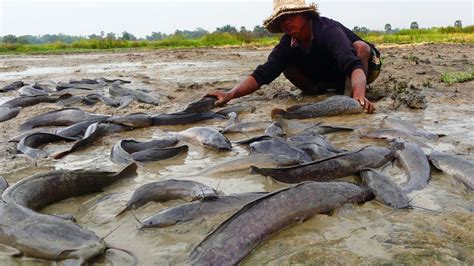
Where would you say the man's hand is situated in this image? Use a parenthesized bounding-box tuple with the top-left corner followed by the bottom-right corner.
(205, 90, 232, 107)
(353, 95, 375, 114)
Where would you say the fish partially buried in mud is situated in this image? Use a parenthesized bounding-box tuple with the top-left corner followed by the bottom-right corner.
(117, 179, 218, 216)
(110, 137, 181, 164)
(0, 165, 137, 263)
(360, 168, 410, 209)
(2, 163, 137, 211)
(249, 138, 312, 163)
(271, 95, 363, 119)
(429, 151, 474, 191)
(1, 81, 24, 92)
(174, 127, 232, 150)
(193, 154, 300, 176)
(0, 202, 107, 263)
(152, 111, 224, 126)
(17, 132, 76, 159)
(19, 108, 109, 131)
(382, 116, 440, 140)
(189, 182, 374, 265)
(139, 193, 267, 229)
(182, 96, 217, 113)
(109, 83, 160, 105)
(53, 122, 130, 159)
(392, 140, 431, 193)
(0, 106, 21, 122)
(251, 146, 395, 184)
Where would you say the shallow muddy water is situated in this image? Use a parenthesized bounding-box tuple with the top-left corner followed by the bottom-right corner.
(0, 44, 473, 265)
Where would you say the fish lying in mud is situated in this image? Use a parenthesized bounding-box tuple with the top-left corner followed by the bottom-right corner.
(117, 180, 218, 216)
(0, 165, 137, 263)
(250, 138, 312, 163)
(271, 95, 362, 119)
(2, 164, 137, 211)
(20, 108, 109, 131)
(109, 84, 160, 105)
(0, 106, 21, 122)
(110, 137, 180, 164)
(106, 113, 153, 128)
(53, 122, 130, 159)
(182, 96, 217, 113)
(2, 95, 61, 109)
(17, 132, 76, 159)
(193, 154, 300, 176)
(0, 176, 9, 194)
(288, 133, 343, 160)
(139, 193, 267, 228)
(264, 122, 284, 137)
(392, 141, 431, 193)
(382, 116, 440, 140)
(189, 182, 373, 265)
(0, 202, 107, 263)
(429, 151, 473, 191)
(360, 128, 430, 148)
(18, 86, 49, 97)
(214, 105, 256, 116)
(251, 146, 395, 184)
(221, 121, 272, 134)
(56, 118, 108, 139)
(174, 127, 232, 150)
(1, 81, 24, 92)
(152, 111, 224, 126)
(274, 118, 354, 136)
(360, 169, 410, 209)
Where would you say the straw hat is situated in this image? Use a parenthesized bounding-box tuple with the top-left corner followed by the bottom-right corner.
(263, 0, 319, 33)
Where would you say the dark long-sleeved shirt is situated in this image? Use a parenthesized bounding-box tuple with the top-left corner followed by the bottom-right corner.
(251, 16, 365, 86)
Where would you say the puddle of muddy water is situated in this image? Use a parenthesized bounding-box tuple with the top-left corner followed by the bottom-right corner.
(0, 48, 473, 265)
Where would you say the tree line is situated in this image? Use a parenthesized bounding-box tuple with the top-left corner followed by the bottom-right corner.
(0, 25, 273, 44)
(1, 20, 470, 44)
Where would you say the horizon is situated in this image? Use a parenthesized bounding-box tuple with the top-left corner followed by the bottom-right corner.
(1, 0, 473, 38)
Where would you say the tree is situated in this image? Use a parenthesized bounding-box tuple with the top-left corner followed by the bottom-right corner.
(106, 32, 116, 40)
(121, 31, 137, 41)
(100, 31, 105, 38)
(410, 22, 419, 29)
(352, 26, 361, 33)
(454, 20, 462, 28)
(384, 23, 392, 33)
(2, 35, 17, 44)
(360, 27, 370, 34)
(215, 25, 238, 34)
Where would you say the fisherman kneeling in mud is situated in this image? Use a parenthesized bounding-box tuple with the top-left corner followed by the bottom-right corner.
(207, 0, 381, 114)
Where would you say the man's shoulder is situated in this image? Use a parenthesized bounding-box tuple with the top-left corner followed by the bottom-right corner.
(315, 17, 345, 32)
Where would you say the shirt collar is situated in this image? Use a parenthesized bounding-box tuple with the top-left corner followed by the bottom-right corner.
(291, 19, 314, 48)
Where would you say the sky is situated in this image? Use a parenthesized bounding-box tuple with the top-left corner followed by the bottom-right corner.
(0, 0, 473, 37)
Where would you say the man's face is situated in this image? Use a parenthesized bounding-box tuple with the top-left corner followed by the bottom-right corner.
(278, 14, 307, 36)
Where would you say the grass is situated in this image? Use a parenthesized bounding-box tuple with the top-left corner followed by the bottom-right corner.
(1, 27, 473, 54)
(441, 70, 474, 85)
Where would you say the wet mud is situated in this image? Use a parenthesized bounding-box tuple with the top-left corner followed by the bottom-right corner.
(0, 43, 473, 264)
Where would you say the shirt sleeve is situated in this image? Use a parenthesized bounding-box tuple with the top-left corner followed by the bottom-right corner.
(324, 26, 364, 77)
(251, 37, 293, 86)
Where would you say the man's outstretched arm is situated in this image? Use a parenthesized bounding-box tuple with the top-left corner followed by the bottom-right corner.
(351, 68, 374, 113)
(206, 75, 260, 106)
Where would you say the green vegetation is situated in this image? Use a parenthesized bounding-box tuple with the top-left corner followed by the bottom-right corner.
(1, 25, 473, 54)
(441, 70, 474, 85)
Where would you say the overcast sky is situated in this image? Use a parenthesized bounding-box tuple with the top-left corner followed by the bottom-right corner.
(1, 0, 472, 37)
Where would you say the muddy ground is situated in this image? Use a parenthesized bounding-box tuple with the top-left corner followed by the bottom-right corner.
(0, 43, 473, 265)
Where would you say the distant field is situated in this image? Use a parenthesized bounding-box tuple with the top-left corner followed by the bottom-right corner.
(1, 26, 473, 54)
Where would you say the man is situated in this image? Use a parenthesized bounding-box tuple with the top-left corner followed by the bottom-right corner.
(207, 0, 381, 113)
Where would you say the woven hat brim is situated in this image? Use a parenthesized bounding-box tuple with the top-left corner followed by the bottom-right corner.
(263, 5, 318, 33)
